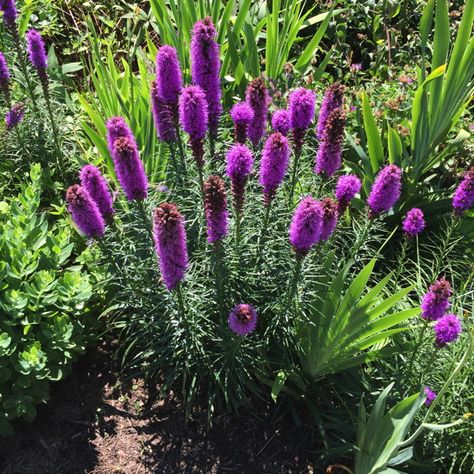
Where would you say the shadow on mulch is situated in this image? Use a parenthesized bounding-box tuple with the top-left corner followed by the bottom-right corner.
(0, 341, 337, 473)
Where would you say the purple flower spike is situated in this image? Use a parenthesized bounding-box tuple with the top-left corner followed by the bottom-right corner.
(0, 52, 10, 103)
(228, 304, 257, 336)
(260, 132, 290, 205)
(246, 77, 270, 147)
(26, 29, 48, 71)
(316, 83, 345, 140)
(66, 184, 105, 239)
(0, 0, 17, 28)
(5, 102, 24, 129)
(421, 278, 451, 321)
(314, 107, 346, 178)
(319, 198, 339, 241)
(191, 17, 222, 138)
(452, 167, 474, 216)
(179, 85, 208, 168)
(111, 136, 148, 201)
(271, 109, 291, 136)
(424, 387, 437, 407)
(367, 165, 403, 216)
(106, 116, 133, 150)
(153, 203, 188, 291)
(155, 45, 182, 110)
(335, 174, 361, 213)
(289, 196, 323, 257)
(226, 144, 254, 214)
(151, 80, 177, 143)
(80, 165, 114, 221)
(403, 208, 425, 236)
(204, 175, 229, 244)
(434, 314, 462, 347)
(230, 102, 254, 144)
(289, 88, 316, 151)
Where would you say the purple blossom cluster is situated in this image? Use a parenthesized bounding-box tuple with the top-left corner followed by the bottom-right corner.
(319, 198, 339, 241)
(335, 174, 361, 213)
(26, 29, 47, 71)
(226, 144, 253, 213)
(151, 80, 177, 143)
(289, 87, 316, 151)
(246, 77, 270, 147)
(271, 109, 291, 136)
(80, 165, 114, 221)
(0, 51, 10, 104)
(0, 0, 17, 28)
(421, 278, 451, 321)
(316, 83, 345, 139)
(230, 102, 254, 144)
(452, 167, 474, 216)
(228, 304, 257, 336)
(289, 197, 323, 257)
(402, 208, 425, 236)
(367, 165, 402, 216)
(434, 314, 462, 347)
(204, 175, 229, 243)
(5, 102, 24, 129)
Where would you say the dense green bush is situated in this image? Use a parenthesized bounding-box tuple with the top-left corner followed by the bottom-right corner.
(0, 164, 96, 434)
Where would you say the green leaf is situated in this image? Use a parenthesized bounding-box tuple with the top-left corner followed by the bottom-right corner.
(361, 91, 384, 173)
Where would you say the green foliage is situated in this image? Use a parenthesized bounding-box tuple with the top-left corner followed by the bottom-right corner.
(0, 164, 96, 434)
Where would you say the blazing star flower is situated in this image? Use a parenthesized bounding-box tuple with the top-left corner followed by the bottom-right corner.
(424, 387, 437, 406)
(179, 85, 208, 167)
(0, 0, 17, 28)
(111, 136, 148, 201)
(66, 184, 105, 239)
(0, 51, 10, 104)
(190, 17, 222, 138)
(155, 45, 182, 111)
(316, 83, 345, 140)
(335, 174, 361, 213)
(204, 175, 229, 244)
(350, 63, 362, 73)
(228, 303, 258, 336)
(226, 144, 254, 213)
(246, 77, 270, 147)
(80, 165, 114, 221)
(319, 198, 339, 241)
(5, 102, 24, 129)
(452, 167, 474, 216)
(434, 314, 462, 347)
(230, 101, 254, 144)
(153, 203, 188, 291)
(367, 165, 403, 216)
(421, 278, 451, 321)
(151, 80, 177, 143)
(26, 29, 47, 72)
(260, 132, 290, 205)
(271, 109, 291, 136)
(403, 208, 425, 236)
(106, 116, 133, 150)
(289, 196, 323, 257)
(289, 87, 316, 151)
(314, 107, 346, 178)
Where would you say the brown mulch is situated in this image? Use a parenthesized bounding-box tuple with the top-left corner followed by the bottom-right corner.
(0, 341, 339, 474)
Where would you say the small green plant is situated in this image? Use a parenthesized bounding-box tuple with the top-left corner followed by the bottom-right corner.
(0, 164, 95, 434)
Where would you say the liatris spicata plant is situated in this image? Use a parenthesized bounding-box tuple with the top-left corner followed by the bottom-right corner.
(226, 144, 254, 215)
(424, 386, 437, 406)
(66, 184, 105, 239)
(0, 0, 17, 30)
(26, 29, 48, 80)
(271, 109, 291, 136)
(289, 87, 316, 150)
(5, 102, 24, 129)
(110, 137, 148, 201)
(228, 304, 257, 336)
(402, 208, 425, 236)
(316, 82, 345, 139)
(79, 165, 114, 221)
(335, 174, 361, 214)
(319, 198, 339, 241)
(367, 164, 403, 217)
(179, 85, 208, 188)
(452, 167, 474, 216)
(289, 196, 323, 257)
(106, 116, 132, 148)
(153, 203, 188, 291)
(314, 107, 346, 178)
(434, 314, 462, 347)
(0, 51, 11, 106)
(155, 45, 182, 112)
(230, 102, 254, 144)
(421, 278, 451, 321)
(204, 175, 229, 244)
(246, 77, 270, 147)
(260, 132, 290, 206)
(151, 80, 177, 143)
(190, 17, 222, 145)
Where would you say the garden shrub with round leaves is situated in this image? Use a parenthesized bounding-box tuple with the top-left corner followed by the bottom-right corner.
(0, 164, 95, 434)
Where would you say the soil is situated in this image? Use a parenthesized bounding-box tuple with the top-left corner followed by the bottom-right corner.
(0, 341, 342, 473)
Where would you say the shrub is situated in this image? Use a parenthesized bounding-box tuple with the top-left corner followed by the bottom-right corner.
(0, 164, 96, 434)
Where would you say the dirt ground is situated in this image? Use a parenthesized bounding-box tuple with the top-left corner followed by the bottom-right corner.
(0, 341, 345, 473)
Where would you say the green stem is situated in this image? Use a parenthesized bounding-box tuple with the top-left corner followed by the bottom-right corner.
(169, 141, 182, 187)
(213, 241, 226, 316)
(256, 201, 272, 261)
(175, 126, 187, 174)
(136, 199, 154, 246)
(285, 255, 304, 314)
(235, 208, 242, 258)
(42, 81, 63, 177)
(288, 148, 301, 206)
(176, 283, 186, 319)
